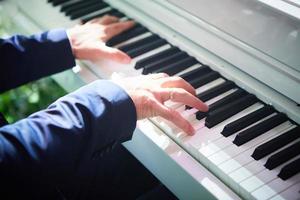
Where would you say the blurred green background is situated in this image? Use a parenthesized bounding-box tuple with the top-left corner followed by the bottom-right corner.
(0, 14, 67, 123)
(0, 78, 66, 123)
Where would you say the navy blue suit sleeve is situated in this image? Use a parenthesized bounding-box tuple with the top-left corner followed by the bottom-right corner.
(0, 29, 75, 93)
(0, 80, 137, 194)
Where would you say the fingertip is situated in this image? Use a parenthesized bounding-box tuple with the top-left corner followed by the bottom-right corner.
(121, 55, 132, 63)
(187, 125, 195, 136)
(203, 103, 209, 112)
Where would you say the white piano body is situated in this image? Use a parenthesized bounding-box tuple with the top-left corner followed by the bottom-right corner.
(1, 0, 300, 199)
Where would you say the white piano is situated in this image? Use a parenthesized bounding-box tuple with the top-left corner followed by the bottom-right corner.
(1, 0, 300, 199)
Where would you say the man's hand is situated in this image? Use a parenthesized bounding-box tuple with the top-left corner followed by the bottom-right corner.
(114, 73, 209, 135)
(67, 15, 135, 63)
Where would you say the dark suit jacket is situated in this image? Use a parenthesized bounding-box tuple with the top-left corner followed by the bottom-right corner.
(0, 29, 137, 199)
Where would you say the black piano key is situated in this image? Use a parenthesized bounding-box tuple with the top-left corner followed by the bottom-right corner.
(264, 141, 300, 170)
(119, 35, 160, 53)
(222, 105, 275, 137)
(278, 157, 300, 180)
(197, 81, 235, 102)
(69, 2, 108, 20)
(61, 0, 101, 14)
(52, 0, 72, 6)
(205, 94, 257, 128)
(106, 25, 148, 47)
(233, 113, 288, 146)
(81, 9, 125, 23)
(142, 51, 188, 75)
(126, 38, 167, 58)
(209, 89, 247, 111)
(252, 126, 300, 160)
(152, 57, 198, 76)
(189, 71, 220, 89)
(180, 65, 211, 82)
(196, 89, 247, 120)
(105, 10, 125, 18)
(135, 47, 180, 69)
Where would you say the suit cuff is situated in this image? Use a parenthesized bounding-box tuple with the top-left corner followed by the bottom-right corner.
(45, 29, 76, 70)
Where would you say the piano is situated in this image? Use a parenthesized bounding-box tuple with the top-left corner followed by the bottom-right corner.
(1, 0, 300, 199)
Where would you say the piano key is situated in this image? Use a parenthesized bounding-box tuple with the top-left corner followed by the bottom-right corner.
(195, 78, 225, 95)
(239, 156, 300, 193)
(81, 9, 125, 23)
(142, 51, 188, 75)
(233, 113, 288, 146)
(62, 0, 103, 14)
(115, 32, 153, 48)
(251, 173, 300, 200)
(151, 56, 198, 76)
(226, 129, 297, 194)
(204, 88, 237, 106)
(135, 46, 180, 69)
(52, 0, 73, 6)
(69, 2, 108, 20)
(264, 141, 300, 170)
(132, 44, 171, 63)
(205, 94, 257, 128)
(218, 122, 295, 174)
(270, 181, 300, 200)
(126, 38, 168, 58)
(176, 63, 203, 77)
(209, 89, 247, 110)
(118, 34, 160, 52)
(252, 126, 300, 160)
(180, 64, 211, 82)
(190, 103, 264, 150)
(80, 7, 113, 23)
(197, 81, 235, 102)
(196, 88, 247, 120)
(189, 71, 221, 89)
(222, 105, 275, 137)
(207, 119, 290, 165)
(278, 157, 300, 180)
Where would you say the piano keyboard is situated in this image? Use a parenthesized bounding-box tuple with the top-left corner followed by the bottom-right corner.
(11, 0, 300, 199)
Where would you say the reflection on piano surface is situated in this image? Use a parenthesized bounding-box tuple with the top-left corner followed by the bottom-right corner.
(3, 0, 300, 199)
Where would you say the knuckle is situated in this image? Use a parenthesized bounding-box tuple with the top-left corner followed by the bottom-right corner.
(159, 72, 169, 77)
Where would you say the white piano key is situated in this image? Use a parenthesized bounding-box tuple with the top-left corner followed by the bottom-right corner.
(184, 104, 265, 167)
(270, 181, 300, 200)
(239, 155, 300, 194)
(175, 63, 203, 77)
(218, 123, 296, 175)
(208, 120, 292, 166)
(251, 173, 300, 200)
(191, 103, 264, 151)
(132, 44, 171, 62)
(222, 123, 292, 184)
(204, 88, 237, 105)
(195, 78, 225, 94)
(80, 7, 112, 22)
(115, 32, 153, 48)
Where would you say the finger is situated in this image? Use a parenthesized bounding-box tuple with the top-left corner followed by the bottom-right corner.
(98, 15, 119, 25)
(156, 88, 209, 112)
(95, 45, 131, 63)
(146, 73, 169, 80)
(105, 20, 135, 39)
(86, 15, 119, 25)
(152, 100, 195, 135)
(160, 76, 196, 96)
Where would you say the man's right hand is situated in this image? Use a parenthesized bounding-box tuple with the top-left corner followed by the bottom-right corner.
(114, 73, 209, 135)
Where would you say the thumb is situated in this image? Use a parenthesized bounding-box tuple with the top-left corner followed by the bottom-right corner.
(98, 45, 131, 64)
